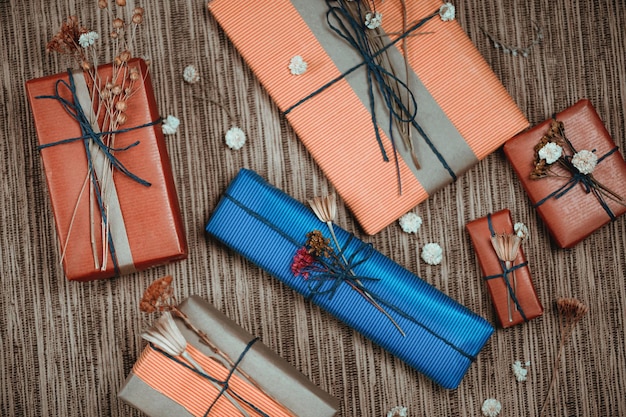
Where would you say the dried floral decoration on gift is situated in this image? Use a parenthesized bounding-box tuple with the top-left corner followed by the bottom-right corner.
(481, 20, 543, 57)
(139, 276, 297, 417)
(531, 118, 625, 215)
(481, 398, 502, 417)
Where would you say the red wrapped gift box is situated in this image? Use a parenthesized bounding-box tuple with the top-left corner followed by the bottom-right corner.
(26, 59, 187, 281)
(504, 99, 626, 248)
(466, 209, 543, 328)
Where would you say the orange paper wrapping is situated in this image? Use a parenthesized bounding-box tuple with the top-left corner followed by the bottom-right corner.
(208, 0, 528, 234)
(504, 99, 626, 248)
(26, 59, 187, 281)
(119, 296, 339, 417)
(466, 209, 543, 328)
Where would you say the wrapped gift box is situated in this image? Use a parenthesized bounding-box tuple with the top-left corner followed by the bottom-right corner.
(119, 295, 339, 417)
(25, 59, 187, 281)
(208, 0, 528, 234)
(466, 210, 543, 328)
(206, 169, 493, 389)
(504, 99, 626, 248)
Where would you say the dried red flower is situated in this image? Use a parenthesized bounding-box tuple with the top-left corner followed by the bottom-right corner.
(291, 247, 315, 279)
(140, 276, 175, 313)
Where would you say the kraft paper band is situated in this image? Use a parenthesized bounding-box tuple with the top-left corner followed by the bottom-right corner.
(290, 0, 477, 193)
(72, 70, 135, 274)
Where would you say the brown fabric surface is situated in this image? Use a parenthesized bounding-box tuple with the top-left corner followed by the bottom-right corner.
(1, 1, 625, 416)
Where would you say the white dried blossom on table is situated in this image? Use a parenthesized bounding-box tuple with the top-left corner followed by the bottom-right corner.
(365, 11, 383, 29)
(421, 243, 443, 265)
(398, 212, 422, 234)
(225, 126, 246, 150)
(572, 149, 598, 174)
(183, 64, 200, 84)
(512, 360, 531, 382)
(513, 222, 529, 240)
(439, 3, 456, 21)
(481, 398, 502, 417)
(78, 31, 99, 48)
(288, 55, 308, 75)
(538, 142, 563, 164)
(162, 115, 180, 135)
(386, 405, 408, 417)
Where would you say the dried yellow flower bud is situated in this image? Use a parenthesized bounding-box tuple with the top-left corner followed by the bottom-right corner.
(111, 85, 122, 95)
(119, 50, 131, 62)
(113, 18, 124, 29)
(132, 13, 143, 24)
(115, 100, 127, 112)
(116, 112, 127, 125)
(98, 0, 108, 9)
(116, 0, 126, 6)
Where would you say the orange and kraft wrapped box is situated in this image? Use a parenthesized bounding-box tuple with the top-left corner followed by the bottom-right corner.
(119, 296, 339, 417)
(208, 0, 529, 234)
(26, 59, 187, 281)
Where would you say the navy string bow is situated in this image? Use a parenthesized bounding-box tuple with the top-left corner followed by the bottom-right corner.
(36, 69, 159, 273)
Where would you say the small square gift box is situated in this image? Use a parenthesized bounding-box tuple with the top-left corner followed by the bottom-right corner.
(207, 0, 528, 235)
(504, 99, 626, 248)
(119, 295, 339, 417)
(206, 169, 494, 389)
(466, 209, 543, 328)
(25, 59, 187, 281)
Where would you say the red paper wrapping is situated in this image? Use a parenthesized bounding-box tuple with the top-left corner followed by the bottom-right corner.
(466, 209, 543, 328)
(504, 99, 626, 248)
(26, 59, 187, 281)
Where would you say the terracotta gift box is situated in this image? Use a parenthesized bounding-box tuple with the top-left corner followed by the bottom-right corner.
(466, 209, 543, 328)
(208, 0, 528, 234)
(504, 99, 626, 248)
(25, 59, 187, 281)
(119, 296, 339, 417)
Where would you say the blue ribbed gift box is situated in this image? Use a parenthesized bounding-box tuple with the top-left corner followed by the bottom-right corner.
(206, 169, 493, 389)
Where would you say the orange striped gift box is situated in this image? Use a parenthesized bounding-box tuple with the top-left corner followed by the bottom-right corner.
(119, 296, 339, 417)
(208, 0, 528, 234)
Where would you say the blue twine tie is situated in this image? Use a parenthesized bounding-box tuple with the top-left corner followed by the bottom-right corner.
(283, 1, 456, 191)
(485, 213, 528, 322)
(150, 339, 271, 417)
(223, 193, 477, 362)
(35, 69, 159, 274)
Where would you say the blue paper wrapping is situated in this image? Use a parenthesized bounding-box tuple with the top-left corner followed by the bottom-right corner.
(206, 169, 493, 389)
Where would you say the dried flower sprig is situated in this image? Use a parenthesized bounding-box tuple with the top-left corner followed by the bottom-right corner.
(539, 298, 588, 416)
(490, 233, 522, 322)
(306, 195, 405, 336)
(481, 20, 543, 58)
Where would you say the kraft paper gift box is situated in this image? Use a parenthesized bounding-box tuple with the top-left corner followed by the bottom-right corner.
(208, 0, 528, 235)
(466, 210, 543, 328)
(206, 169, 494, 389)
(119, 296, 339, 417)
(504, 99, 626, 248)
(26, 59, 187, 281)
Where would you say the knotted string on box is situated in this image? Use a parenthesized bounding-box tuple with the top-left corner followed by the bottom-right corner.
(484, 213, 528, 322)
(534, 117, 620, 221)
(283, 1, 456, 192)
(150, 338, 272, 417)
(36, 70, 159, 274)
(223, 192, 477, 362)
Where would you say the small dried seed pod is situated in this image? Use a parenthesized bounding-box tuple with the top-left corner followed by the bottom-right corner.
(114, 56, 122, 66)
(116, 0, 126, 6)
(133, 7, 144, 15)
(100, 89, 111, 100)
(105, 82, 114, 90)
(132, 13, 143, 24)
(125, 87, 133, 95)
(81, 61, 92, 71)
(110, 31, 118, 39)
(115, 100, 127, 112)
(98, 0, 108, 9)
(111, 85, 123, 95)
(113, 18, 124, 29)
(119, 50, 131, 62)
(129, 70, 140, 81)
(116, 112, 127, 125)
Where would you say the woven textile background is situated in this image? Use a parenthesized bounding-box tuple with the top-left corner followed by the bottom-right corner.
(1, 0, 625, 416)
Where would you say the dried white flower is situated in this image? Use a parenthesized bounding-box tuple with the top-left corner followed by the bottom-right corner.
(387, 406, 408, 417)
(421, 243, 443, 265)
(512, 360, 531, 382)
(78, 31, 99, 48)
(572, 149, 598, 175)
(225, 126, 246, 150)
(365, 11, 383, 29)
(481, 398, 502, 417)
(513, 222, 529, 240)
(288, 55, 308, 75)
(162, 115, 180, 135)
(398, 213, 422, 234)
(439, 3, 456, 21)
(538, 142, 563, 164)
(183, 65, 200, 84)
